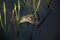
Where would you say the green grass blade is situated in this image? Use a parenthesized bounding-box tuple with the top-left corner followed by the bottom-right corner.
(33, 0, 35, 11)
(3, 2, 6, 27)
(47, 0, 53, 10)
(0, 13, 6, 32)
(34, 0, 41, 17)
(14, 3, 17, 11)
(18, 0, 20, 11)
(14, 3, 18, 22)
(14, 3, 21, 30)
(18, 0, 21, 20)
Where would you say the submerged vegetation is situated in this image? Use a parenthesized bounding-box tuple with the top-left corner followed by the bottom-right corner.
(0, 0, 53, 39)
(0, 0, 41, 32)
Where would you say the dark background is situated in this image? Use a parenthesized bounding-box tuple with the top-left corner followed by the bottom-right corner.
(0, 0, 60, 40)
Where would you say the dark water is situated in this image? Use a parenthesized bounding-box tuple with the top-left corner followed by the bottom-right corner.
(0, 0, 60, 40)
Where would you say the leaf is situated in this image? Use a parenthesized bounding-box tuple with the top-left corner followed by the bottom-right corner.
(47, 0, 54, 11)
(33, 0, 35, 11)
(0, 13, 5, 32)
(14, 3, 17, 11)
(14, 3, 18, 22)
(34, 0, 41, 17)
(18, 0, 21, 21)
(3, 2, 6, 14)
(3, 2, 6, 27)
(18, 0, 20, 11)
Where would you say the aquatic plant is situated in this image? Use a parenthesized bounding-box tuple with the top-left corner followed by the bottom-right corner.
(0, 0, 54, 40)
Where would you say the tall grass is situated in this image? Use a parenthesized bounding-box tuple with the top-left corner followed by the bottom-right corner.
(0, 13, 6, 32)
(14, 0, 21, 22)
(0, 0, 54, 39)
(14, 3, 18, 22)
(47, 0, 54, 11)
(34, 0, 41, 17)
(14, 0, 22, 30)
(0, 0, 41, 35)
(18, 0, 20, 20)
(23, 0, 41, 17)
(0, 2, 7, 32)
(3, 2, 6, 27)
